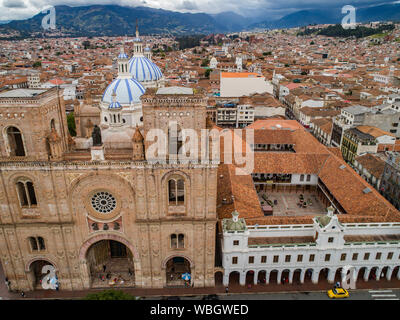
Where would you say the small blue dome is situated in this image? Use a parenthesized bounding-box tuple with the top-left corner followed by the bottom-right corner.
(102, 78, 145, 104)
(118, 52, 129, 59)
(128, 56, 163, 82)
(108, 101, 122, 109)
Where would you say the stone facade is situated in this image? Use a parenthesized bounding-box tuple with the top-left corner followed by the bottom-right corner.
(0, 87, 218, 291)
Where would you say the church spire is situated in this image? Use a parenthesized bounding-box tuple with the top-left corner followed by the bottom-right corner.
(133, 20, 143, 57)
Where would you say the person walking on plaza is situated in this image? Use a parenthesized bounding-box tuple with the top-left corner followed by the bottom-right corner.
(4, 278, 10, 291)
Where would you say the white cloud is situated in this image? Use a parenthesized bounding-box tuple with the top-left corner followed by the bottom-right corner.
(0, 0, 394, 21)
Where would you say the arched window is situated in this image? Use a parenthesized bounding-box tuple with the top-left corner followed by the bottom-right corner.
(170, 234, 185, 249)
(178, 234, 185, 248)
(29, 237, 38, 251)
(29, 236, 45, 252)
(7, 126, 25, 156)
(168, 178, 185, 205)
(170, 234, 177, 248)
(50, 119, 55, 130)
(16, 179, 37, 208)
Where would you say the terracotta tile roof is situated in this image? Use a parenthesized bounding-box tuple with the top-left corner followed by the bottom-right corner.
(356, 125, 395, 138)
(254, 153, 329, 174)
(217, 164, 263, 220)
(354, 153, 386, 178)
(317, 155, 398, 219)
(217, 119, 400, 225)
(248, 236, 315, 245)
(344, 234, 400, 243)
(327, 147, 343, 159)
(221, 72, 261, 78)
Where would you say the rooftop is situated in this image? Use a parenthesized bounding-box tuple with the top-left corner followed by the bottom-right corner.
(0, 88, 46, 98)
(156, 86, 193, 95)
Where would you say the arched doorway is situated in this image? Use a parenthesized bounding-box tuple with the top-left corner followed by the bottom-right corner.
(391, 266, 400, 280)
(165, 256, 191, 287)
(380, 266, 389, 280)
(293, 269, 302, 285)
(214, 271, 223, 287)
(229, 271, 240, 286)
(27, 260, 57, 290)
(246, 270, 255, 285)
(281, 269, 290, 284)
(257, 270, 267, 285)
(304, 268, 313, 282)
(357, 267, 368, 282)
(269, 270, 278, 284)
(334, 268, 343, 284)
(318, 268, 330, 283)
(369, 267, 379, 281)
(86, 239, 135, 288)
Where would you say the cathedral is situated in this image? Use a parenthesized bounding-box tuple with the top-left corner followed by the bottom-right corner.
(0, 27, 218, 291)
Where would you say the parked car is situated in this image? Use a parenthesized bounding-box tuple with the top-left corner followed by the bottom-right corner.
(327, 287, 349, 299)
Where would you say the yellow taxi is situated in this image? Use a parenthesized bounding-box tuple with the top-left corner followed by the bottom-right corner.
(327, 287, 349, 299)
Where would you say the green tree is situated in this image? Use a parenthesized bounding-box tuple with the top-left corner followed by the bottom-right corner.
(205, 69, 212, 79)
(82, 40, 91, 50)
(32, 61, 41, 68)
(67, 112, 76, 137)
(201, 58, 210, 67)
(84, 290, 136, 300)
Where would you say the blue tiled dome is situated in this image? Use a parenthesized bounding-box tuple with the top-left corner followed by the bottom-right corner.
(117, 52, 129, 59)
(128, 56, 163, 82)
(102, 78, 145, 104)
(108, 101, 122, 109)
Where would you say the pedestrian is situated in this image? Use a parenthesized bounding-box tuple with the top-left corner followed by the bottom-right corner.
(20, 291, 25, 298)
(128, 268, 132, 276)
(225, 287, 229, 294)
(103, 265, 107, 272)
(4, 277, 10, 291)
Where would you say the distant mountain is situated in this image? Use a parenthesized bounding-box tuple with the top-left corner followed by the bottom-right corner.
(210, 11, 247, 32)
(0, 20, 11, 25)
(250, 3, 400, 30)
(0, 3, 399, 38)
(252, 10, 339, 29)
(0, 5, 245, 38)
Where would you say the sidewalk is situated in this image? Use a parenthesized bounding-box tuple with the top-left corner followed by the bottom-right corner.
(2, 277, 400, 300)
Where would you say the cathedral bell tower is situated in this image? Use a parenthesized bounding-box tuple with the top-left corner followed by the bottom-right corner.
(133, 20, 144, 57)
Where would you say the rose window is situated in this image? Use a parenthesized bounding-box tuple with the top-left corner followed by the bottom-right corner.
(91, 191, 116, 214)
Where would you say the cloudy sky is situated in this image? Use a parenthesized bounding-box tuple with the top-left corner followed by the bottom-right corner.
(0, 0, 397, 21)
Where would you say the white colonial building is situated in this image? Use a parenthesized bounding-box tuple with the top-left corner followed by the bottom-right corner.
(221, 208, 400, 287)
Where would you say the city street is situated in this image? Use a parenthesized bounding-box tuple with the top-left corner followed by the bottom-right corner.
(147, 289, 400, 300)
